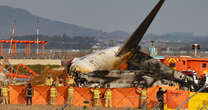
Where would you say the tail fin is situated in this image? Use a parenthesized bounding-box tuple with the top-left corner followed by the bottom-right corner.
(116, 0, 165, 56)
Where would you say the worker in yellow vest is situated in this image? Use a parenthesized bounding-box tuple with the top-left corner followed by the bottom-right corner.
(67, 84, 74, 106)
(104, 87, 112, 107)
(1, 82, 10, 104)
(57, 81, 64, 87)
(50, 84, 57, 105)
(136, 86, 147, 109)
(90, 86, 101, 107)
(45, 76, 54, 86)
(67, 75, 76, 86)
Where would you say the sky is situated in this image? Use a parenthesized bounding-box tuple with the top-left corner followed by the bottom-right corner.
(0, 0, 208, 35)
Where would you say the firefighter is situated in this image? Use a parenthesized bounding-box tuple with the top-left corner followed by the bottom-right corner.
(45, 76, 54, 86)
(25, 83, 34, 105)
(57, 81, 64, 87)
(156, 87, 167, 110)
(104, 86, 112, 107)
(50, 84, 57, 105)
(1, 82, 10, 104)
(136, 85, 147, 109)
(90, 86, 101, 107)
(67, 75, 75, 86)
(67, 84, 74, 106)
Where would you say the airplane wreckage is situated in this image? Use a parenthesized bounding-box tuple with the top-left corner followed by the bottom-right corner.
(67, 0, 195, 88)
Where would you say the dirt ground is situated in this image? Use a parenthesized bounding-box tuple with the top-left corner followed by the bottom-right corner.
(0, 104, 140, 110)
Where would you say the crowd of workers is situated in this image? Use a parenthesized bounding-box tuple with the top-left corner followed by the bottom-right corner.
(0, 75, 167, 110)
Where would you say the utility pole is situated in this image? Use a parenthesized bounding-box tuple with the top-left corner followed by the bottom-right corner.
(9, 22, 16, 55)
(36, 23, 39, 59)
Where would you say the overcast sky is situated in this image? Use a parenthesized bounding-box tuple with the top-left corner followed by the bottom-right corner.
(0, 0, 208, 35)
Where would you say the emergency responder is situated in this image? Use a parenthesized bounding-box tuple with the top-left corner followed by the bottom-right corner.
(45, 76, 54, 86)
(90, 86, 101, 107)
(66, 75, 76, 86)
(156, 87, 167, 110)
(1, 82, 10, 104)
(57, 81, 64, 87)
(50, 84, 57, 105)
(25, 83, 34, 105)
(104, 86, 112, 107)
(136, 85, 147, 109)
(67, 84, 74, 106)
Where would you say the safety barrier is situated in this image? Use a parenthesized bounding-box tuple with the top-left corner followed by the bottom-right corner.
(10, 85, 208, 109)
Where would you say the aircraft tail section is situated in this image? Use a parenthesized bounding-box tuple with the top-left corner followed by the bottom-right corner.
(116, 0, 165, 56)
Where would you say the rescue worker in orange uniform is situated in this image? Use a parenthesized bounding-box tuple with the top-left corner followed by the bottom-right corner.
(90, 86, 101, 107)
(104, 86, 112, 107)
(67, 84, 74, 106)
(1, 82, 10, 104)
(136, 85, 147, 109)
(66, 75, 76, 86)
(50, 84, 57, 105)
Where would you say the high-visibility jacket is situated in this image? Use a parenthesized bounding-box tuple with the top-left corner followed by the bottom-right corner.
(136, 88, 147, 99)
(57, 83, 64, 87)
(91, 89, 101, 99)
(1, 87, 9, 97)
(45, 79, 51, 86)
(104, 89, 112, 99)
(68, 87, 74, 95)
(49, 78, 54, 86)
(67, 78, 75, 85)
(50, 87, 57, 97)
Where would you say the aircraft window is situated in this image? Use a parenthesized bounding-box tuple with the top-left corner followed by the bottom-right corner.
(202, 63, 207, 68)
(169, 63, 175, 67)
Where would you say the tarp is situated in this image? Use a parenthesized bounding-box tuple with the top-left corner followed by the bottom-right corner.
(9, 85, 180, 108)
(111, 88, 139, 108)
(9, 85, 26, 104)
(166, 90, 189, 109)
(9, 85, 50, 105)
(147, 86, 179, 108)
(33, 86, 50, 105)
(55, 86, 67, 105)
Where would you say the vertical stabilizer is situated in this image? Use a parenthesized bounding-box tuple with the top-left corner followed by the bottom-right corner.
(116, 0, 165, 56)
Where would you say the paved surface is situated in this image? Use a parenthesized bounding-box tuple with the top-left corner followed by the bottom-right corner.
(0, 104, 140, 110)
(0, 59, 61, 65)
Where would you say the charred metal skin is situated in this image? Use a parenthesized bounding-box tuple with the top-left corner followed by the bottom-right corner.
(69, 0, 166, 75)
(67, 0, 196, 89)
(77, 51, 194, 88)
